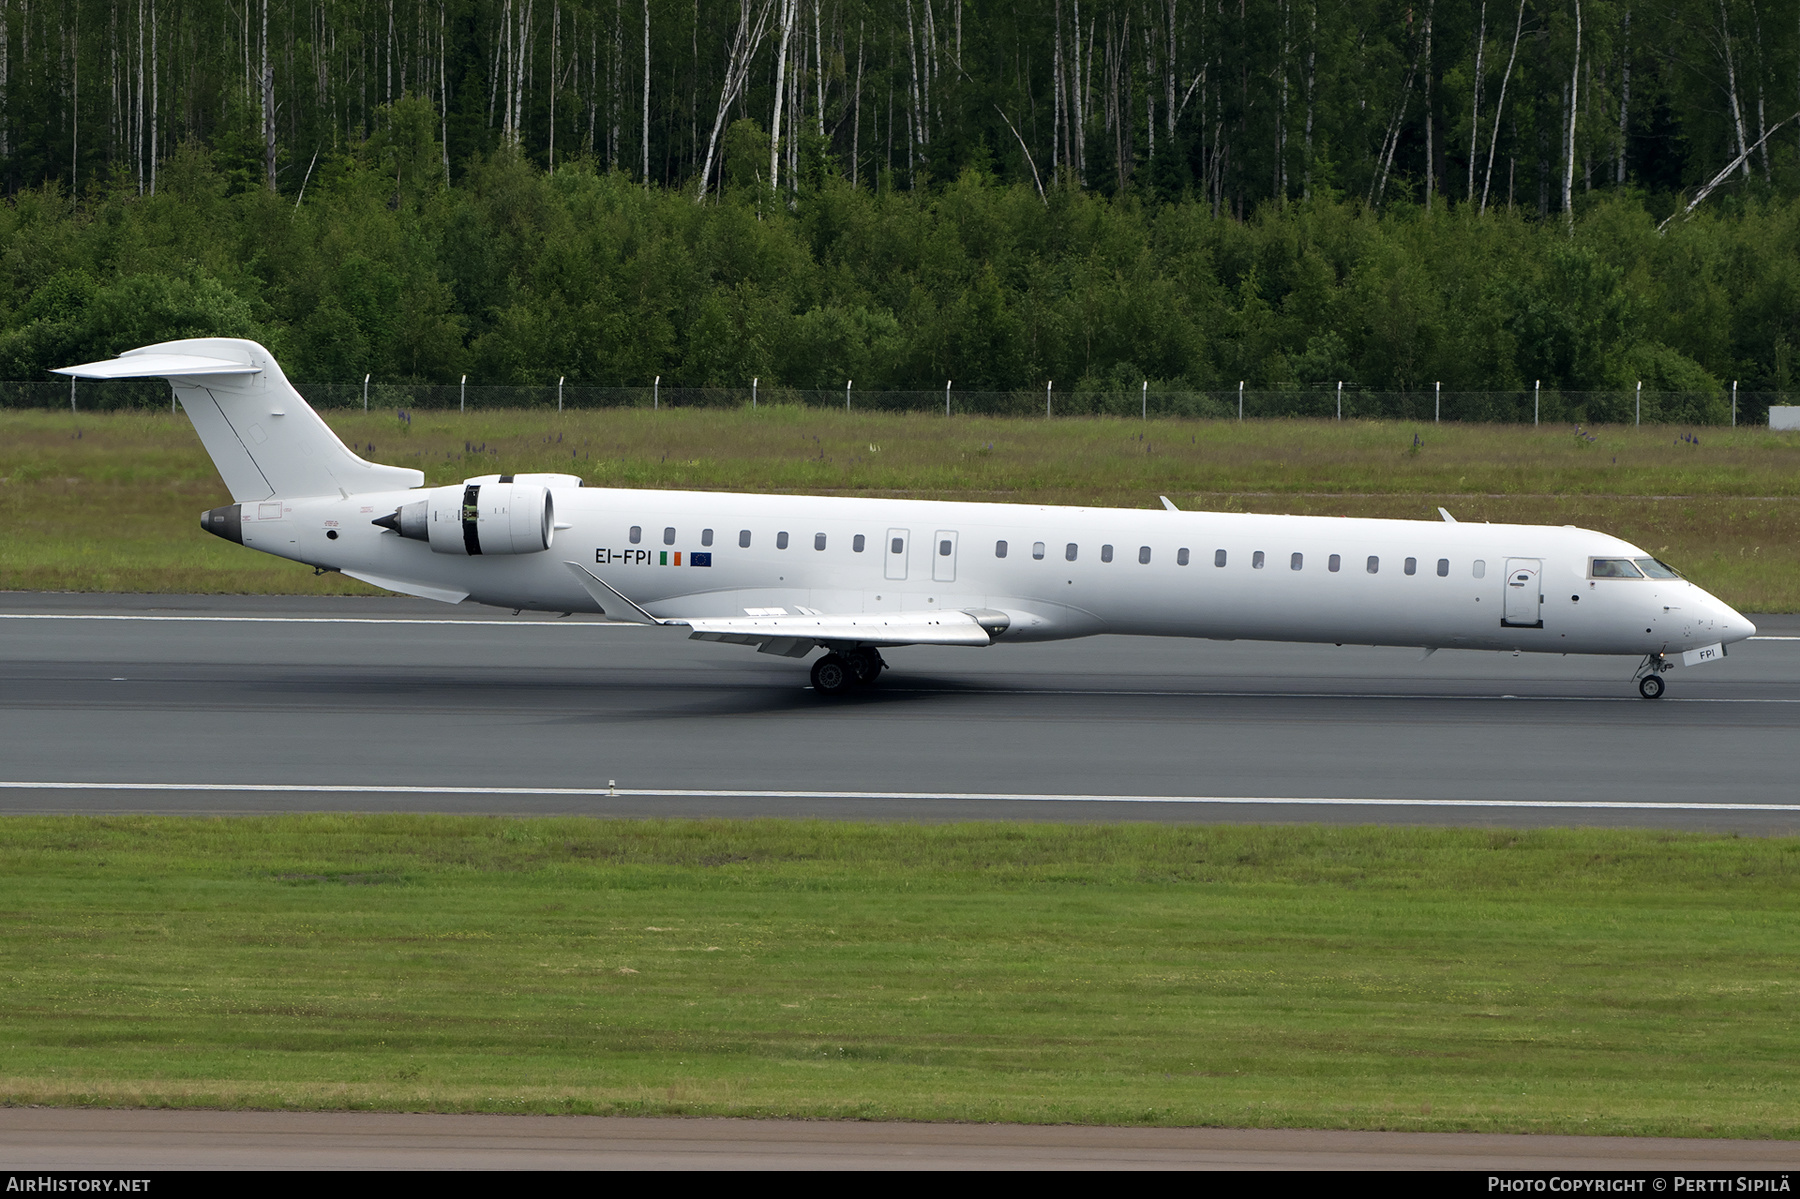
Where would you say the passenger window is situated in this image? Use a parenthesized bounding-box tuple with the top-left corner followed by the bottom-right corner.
(995, 540, 1008, 558)
(940, 539, 953, 556)
(1592, 558, 1646, 578)
(1436, 558, 1449, 577)
(1100, 544, 1113, 563)
(1032, 542, 1046, 560)
(1177, 548, 1190, 566)
(1066, 543, 1078, 562)
(629, 526, 642, 544)
(1253, 551, 1265, 569)
(1139, 546, 1152, 565)
(891, 537, 904, 554)
(1290, 552, 1303, 571)
(701, 529, 714, 547)
(1215, 549, 1227, 568)
(1404, 557, 1417, 575)
(1473, 560, 1486, 579)
(739, 529, 752, 548)
(815, 533, 827, 551)
(1366, 556, 1379, 574)
(777, 531, 790, 550)
(1329, 554, 1341, 573)
(663, 527, 676, 546)
(853, 534, 865, 553)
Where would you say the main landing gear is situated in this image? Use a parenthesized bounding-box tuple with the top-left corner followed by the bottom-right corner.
(1634, 652, 1671, 699)
(810, 648, 886, 696)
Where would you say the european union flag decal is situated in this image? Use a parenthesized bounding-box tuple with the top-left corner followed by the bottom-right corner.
(691, 552, 712, 567)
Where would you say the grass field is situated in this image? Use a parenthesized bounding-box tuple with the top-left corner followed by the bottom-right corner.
(3, 407, 1798, 607)
(1, 816, 1796, 1136)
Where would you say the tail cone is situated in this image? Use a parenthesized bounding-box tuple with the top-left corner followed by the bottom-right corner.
(200, 505, 243, 545)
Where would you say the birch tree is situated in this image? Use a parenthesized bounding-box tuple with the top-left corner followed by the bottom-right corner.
(696, 0, 775, 198)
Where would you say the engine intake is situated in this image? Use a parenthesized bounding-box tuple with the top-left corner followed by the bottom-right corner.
(373, 482, 554, 555)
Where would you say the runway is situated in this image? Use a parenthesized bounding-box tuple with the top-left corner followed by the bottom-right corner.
(3, 1108, 1797, 1170)
(3, 592, 1798, 831)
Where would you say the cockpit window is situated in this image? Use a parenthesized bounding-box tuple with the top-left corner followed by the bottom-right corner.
(1634, 557, 1682, 579)
(1591, 558, 1645, 579)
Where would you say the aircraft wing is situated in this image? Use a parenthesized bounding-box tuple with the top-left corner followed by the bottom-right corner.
(683, 610, 1006, 657)
(562, 562, 1009, 656)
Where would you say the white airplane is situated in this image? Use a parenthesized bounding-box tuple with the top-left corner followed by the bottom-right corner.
(59, 338, 1755, 699)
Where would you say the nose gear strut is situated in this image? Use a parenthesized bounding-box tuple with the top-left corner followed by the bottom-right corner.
(1633, 652, 1672, 699)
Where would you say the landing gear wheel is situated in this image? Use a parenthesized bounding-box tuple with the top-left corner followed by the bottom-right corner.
(811, 653, 855, 696)
(1639, 674, 1666, 700)
(844, 648, 886, 687)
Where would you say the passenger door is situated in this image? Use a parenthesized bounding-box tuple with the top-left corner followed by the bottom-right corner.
(932, 530, 959, 583)
(885, 528, 910, 581)
(1502, 558, 1543, 628)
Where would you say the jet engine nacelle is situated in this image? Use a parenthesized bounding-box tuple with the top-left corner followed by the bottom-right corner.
(374, 481, 554, 556)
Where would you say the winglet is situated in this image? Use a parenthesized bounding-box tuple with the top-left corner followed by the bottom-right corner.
(1160, 496, 1179, 512)
(563, 562, 671, 625)
(1438, 507, 1457, 523)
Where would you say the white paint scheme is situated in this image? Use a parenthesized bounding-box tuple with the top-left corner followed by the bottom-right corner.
(58, 340, 1757, 692)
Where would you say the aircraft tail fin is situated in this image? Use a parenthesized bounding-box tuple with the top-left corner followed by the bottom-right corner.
(57, 338, 424, 502)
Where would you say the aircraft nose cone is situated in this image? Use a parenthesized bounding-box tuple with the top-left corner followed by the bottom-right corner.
(1716, 602, 1756, 644)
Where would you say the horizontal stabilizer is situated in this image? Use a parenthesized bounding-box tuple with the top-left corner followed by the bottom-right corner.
(686, 610, 1001, 651)
(55, 339, 423, 502)
(55, 352, 260, 379)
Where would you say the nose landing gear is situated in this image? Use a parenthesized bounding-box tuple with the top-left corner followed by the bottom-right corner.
(810, 648, 887, 696)
(1634, 652, 1671, 699)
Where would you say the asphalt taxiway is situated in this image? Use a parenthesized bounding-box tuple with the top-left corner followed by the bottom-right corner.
(3, 592, 1796, 830)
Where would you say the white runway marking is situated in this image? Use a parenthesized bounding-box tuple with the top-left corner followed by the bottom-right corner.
(2, 781, 1798, 812)
(886, 687, 1800, 703)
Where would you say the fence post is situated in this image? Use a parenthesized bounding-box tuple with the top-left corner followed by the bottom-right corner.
(1142, 380, 1147, 421)
(558, 376, 564, 412)
(946, 380, 951, 417)
(655, 376, 661, 411)
(753, 378, 758, 409)
(1436, 381, 1442, 423)
(364, 373, 370, 412)
(1046, 380, 1052, 418)
(70, 376, 76, 413)
(1636, 380, 1641, 427)
(1238, 381, 1243, 421)
(1732, 380, 1737, 427)
(1336, 380, 1342, 421)
(460, 375, 466, 413)
(1535, 379, 1540, 427)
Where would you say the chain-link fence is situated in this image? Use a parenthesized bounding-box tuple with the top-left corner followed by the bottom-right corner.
(4, 378, 1792, 426)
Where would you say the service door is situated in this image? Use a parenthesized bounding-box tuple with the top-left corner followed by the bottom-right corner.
(932, 530, 959, 583)
(885, 528, 910, 581)
(1503, 558, 1543, 628)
